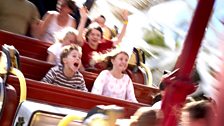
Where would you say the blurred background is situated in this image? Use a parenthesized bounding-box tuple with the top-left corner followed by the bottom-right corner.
(30, 0, 224, 99)
(94, 0, 223, 98)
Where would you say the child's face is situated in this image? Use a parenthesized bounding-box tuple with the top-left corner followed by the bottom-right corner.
(87, 29, 102, 45)
(63, 33, 77, 46)
(111, 53, 129, 72)
(63, 50, 81, 72)
(96, 17, 105, 26)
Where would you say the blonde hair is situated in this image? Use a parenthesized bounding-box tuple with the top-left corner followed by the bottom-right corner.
(54, 27, 78, 43)
(60, 44, 82, 65)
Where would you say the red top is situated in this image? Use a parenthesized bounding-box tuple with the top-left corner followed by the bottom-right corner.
(81, 40, 114, 68)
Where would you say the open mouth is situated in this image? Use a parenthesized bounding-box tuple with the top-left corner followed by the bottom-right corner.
(74, 63, 79, 67)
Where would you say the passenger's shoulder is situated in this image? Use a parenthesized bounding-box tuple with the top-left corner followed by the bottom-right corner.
(76, 71, 84, 77)
(46, 11, 59, 16)
(51, 65, 61, 72)
(25, 0, 37, 7)
(123, 73, 131, 80)
(100, 70, 110, 74)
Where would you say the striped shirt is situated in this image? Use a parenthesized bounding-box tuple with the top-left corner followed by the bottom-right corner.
(42, 65, 88, 92)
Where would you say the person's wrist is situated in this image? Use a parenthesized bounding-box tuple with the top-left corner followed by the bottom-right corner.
(123, 20, 128, 25)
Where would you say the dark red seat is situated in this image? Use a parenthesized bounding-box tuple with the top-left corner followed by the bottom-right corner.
(0, 30, 51, 61)
(8, 75, 147, 118)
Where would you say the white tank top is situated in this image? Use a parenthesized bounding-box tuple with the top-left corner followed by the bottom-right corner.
(42, 11, 74, 43)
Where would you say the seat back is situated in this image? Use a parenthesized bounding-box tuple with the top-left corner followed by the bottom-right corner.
(8, 75, 146, 118)
(128, 48, 153, 86)
(0, 30, 51, 61)
(0, 46, 19, 125)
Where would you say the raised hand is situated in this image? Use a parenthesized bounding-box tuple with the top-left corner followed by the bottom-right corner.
(121, 9, 129, 22)
(79, 6, 88, 19)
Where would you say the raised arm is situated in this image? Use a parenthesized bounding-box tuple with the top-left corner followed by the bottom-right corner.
(76, 7, 88, 47)
(114, 10, 129, 46)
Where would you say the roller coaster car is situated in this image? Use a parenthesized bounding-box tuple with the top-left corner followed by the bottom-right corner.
(0, 45, 87, 125)
(0, 44, 148, 126)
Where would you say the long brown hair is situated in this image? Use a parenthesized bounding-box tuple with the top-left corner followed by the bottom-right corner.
(57, 0, 77, 11)
(92, 49, 129, 70)
(106, 51, 129, 70)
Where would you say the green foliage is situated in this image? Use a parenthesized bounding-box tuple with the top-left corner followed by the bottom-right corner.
(143, 29, 167, 48)
(141, 49, 159, 59)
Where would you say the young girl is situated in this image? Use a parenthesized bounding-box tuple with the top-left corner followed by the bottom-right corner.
(47, 28, 80, 65)
(42, 44, 88, 91)
(91, 50, 138, 103)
